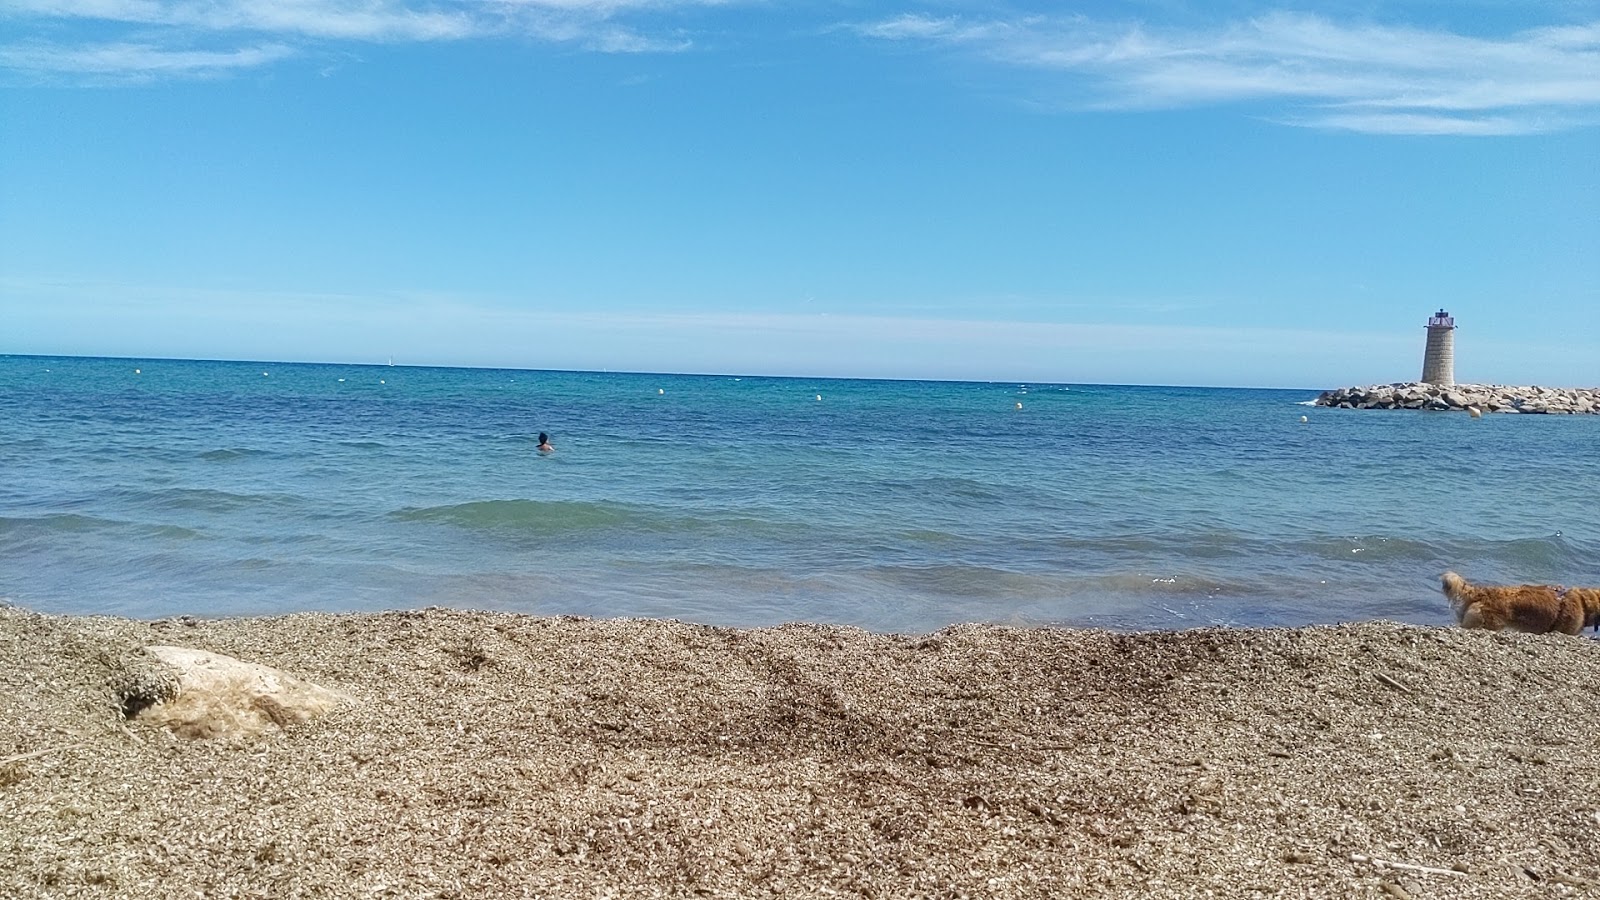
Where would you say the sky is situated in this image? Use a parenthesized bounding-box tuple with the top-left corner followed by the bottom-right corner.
(1, 1, 1597, 388)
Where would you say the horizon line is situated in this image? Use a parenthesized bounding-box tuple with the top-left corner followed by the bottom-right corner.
(0, 351, 1330, 393)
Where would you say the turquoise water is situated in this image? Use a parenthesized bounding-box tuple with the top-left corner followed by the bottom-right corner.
(3, 354, 1597, 633)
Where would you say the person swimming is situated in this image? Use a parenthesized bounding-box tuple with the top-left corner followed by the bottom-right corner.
(537, 432, 554, 453)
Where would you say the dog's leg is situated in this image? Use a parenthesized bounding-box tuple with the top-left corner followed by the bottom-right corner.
(1456, 604, 1500, 631)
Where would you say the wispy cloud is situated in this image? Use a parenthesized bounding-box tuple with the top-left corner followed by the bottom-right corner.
(0, 40, 296, 79)
(0, 0, 715, 80)
(850, 11, 1600, 135)
(5, 0, 486, 41)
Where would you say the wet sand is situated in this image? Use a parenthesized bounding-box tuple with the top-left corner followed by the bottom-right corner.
(2, 605, 1597, 898)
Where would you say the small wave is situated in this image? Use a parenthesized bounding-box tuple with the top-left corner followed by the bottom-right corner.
(394, 499, 648, 533)
(146, 487, 289, 513)
(1439, 535, 1591, 579)
(899, 528, 962, 545)
(853, 564, 1061, 599)
(1295, 534, 1444, 563)
(395, 499, 829, 545)
(199, 448, 267, 462)
(869, 476, 1012, 506)
(339, 440, 389, 450)
(1059, 572, 1257, 598)
(0, 513, 113, 534)
(1275, 533, 1593, 588)
(849, 564, 1257, 602)
(1024, 530, 1247, 560)
(1296, 399, 1318, 406)
(0, 513, 202, 540)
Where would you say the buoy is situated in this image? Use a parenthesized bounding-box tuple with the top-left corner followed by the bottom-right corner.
(658, 388, 664, 395)
(1300, 415, 1308, 423)
(338, 378, 345, 382)
(134, 368, 141, 374)
(816, 394, 822, 401)
(263, 372, 269, 377)
(379, 379, 385, 384)
(1468, 406, 1482, 418)
(1016, 402, 1023, 410)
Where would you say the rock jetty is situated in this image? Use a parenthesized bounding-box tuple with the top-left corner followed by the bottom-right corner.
(1315, 382, 1600, 414)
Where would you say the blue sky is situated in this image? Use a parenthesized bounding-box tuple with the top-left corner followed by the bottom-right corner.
(2, 1, 1596, 387)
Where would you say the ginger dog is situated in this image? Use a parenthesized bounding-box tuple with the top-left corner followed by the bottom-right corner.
(1441, 572, 1600, 635)
(1569, 586, 1600, 632)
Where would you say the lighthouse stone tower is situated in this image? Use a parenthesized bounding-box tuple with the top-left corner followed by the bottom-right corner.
(1421, 309, 1456, 386)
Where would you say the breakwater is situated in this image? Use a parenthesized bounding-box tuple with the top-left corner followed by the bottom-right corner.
(1316, 382, 1600, 414)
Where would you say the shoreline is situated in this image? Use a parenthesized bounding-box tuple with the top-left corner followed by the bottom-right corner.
(1315, 382, 1600, 414)
(4, 605, 1598, 898)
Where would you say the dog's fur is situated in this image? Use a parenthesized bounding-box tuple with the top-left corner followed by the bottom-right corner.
(1569, 586, 1600, 632)
(1441, 571, 1600, 635)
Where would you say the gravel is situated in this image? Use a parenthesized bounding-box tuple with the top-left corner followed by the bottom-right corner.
(2, 605, 1597, 898)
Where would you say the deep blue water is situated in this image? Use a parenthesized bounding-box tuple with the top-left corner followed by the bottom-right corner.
(3, 354, 1597, 633)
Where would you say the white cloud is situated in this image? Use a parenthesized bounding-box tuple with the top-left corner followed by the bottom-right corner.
(0, 40, 295, 76)
(1301, 111, 1544, 136)
(850, 11, 1600, 135)
(4, 0, 485, 41)
(0, 0, 715, 78)
(854, 14, 970, 42)
(584, 26, 692, 54)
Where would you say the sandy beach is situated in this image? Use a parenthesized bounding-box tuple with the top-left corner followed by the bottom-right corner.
(3, 605, 1597, 899)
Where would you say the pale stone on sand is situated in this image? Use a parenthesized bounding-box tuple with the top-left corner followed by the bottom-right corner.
(135, 645, 348, 740)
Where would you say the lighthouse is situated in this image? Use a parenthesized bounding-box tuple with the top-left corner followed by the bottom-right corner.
(1420, 309, 1456, 386)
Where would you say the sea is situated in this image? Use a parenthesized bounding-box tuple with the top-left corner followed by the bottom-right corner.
(3, 354, 1597, 634)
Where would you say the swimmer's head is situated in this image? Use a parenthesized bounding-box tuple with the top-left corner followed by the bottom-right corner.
(538, 432, 549, 444)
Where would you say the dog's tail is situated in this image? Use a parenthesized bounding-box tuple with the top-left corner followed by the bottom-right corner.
(1440, 571, 1470, 623)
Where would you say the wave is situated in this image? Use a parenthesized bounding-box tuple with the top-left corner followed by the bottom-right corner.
(847, 563, 1261, 601)
(1431, 534, 1594, 579)
(140, 487, 293, 513)
(866, 476, 1014, 507)
(1292, 534, 1445, 563)
(391, 498, 839, 544)
(1279, 532, 1589, 576)
(199, 448, 268, 462)
(0, 513, 202, 540)
(394, 499, 660, 533)
(0, 513, 112, 534)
